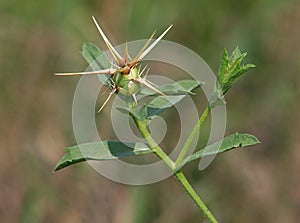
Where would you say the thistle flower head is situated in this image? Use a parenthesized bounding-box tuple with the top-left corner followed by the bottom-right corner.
(55, 17, 172, 111)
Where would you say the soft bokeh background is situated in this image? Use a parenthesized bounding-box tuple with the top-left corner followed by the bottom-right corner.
(1, 0, 299, 222)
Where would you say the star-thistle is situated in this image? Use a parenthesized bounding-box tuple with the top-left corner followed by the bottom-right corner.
(54, 17, 259, 223)
(55, 16, 172, 111)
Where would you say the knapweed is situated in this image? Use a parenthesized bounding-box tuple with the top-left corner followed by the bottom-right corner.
(55, 16, 172, 111)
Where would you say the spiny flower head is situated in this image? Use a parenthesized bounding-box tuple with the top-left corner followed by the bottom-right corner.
(55, 16, 172, 111)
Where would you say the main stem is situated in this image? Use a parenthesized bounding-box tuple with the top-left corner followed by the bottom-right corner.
(134, 118, 175, 170)
(134, 118, 218, 223)
(175, 170, 218, 223)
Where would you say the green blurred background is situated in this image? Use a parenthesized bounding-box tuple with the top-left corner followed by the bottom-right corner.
(1, 0, 299, 222)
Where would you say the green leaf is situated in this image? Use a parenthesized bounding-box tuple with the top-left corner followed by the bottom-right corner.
(217, 47, 255, 94)
(217, 48, 230, 85)
(208, 89, 226, 108)
(117, 94, 185, 121)
(146, 95, 185, 119)
(145, 80, 202, 119)
(140, 80, 203, 96)
(81, 42, 111, 85)
(54, 141, 152, 171)
(117, 95, 185, 121)
(183, 133, 260, 164)
(117, 105, 148, 121)
(117, 80, 202, 121)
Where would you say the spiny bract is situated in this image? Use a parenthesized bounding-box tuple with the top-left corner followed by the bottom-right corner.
(55, 16, 172, 112)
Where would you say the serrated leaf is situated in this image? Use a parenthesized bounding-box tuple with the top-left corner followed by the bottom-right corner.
(231, 47, 242, 60)
(223, 63, 256, 93)
(217, 47, 255, 95)
(54, 141, 152, 171)
(140, 80, 203, 96)
(81, 42, 111, 85)
(183, 133, 260, 164)
(217, 48, 229, 85)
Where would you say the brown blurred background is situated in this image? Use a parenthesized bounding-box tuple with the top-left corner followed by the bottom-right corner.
(1, 0, 300, 222)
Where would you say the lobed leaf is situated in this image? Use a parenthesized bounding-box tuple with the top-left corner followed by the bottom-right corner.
(217, 48, 230, 85)
(54, 141, 152, 171)
(217, 47, 255, 95)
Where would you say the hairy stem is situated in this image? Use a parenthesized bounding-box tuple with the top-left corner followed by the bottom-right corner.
(133, 117, 218, 223)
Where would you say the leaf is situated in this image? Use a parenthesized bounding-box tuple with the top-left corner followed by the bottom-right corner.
(117, 80, 202, 121)
(146, 95, 185, 119)
(183, 133, 260, 164)
(144, 80, 202, 119)
(117, 105, 148, 121)
(217, 48, 230, 85)
(117, 95, 185, 121)
(118, 95, 186, 121)
(208, 89, 226, 108)
(54, 141, 152, 171)
(140, 80, 203, 96)
(217, 47, 255, 95)
(81, 42, 111, 85)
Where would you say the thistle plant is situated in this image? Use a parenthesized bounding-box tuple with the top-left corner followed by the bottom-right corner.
(55, 17, 259, 223)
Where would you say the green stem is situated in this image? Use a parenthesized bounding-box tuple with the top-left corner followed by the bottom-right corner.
(134, 118, 175, 170)
(175, 106, 211, 166)
(175, 170, 218, 223)
(133, 117, 218, 223)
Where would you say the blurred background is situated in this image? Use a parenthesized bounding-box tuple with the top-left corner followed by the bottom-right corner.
(1, 0, 299, 222)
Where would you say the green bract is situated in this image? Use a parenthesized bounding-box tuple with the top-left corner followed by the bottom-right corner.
(112, 68, 142, 96)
